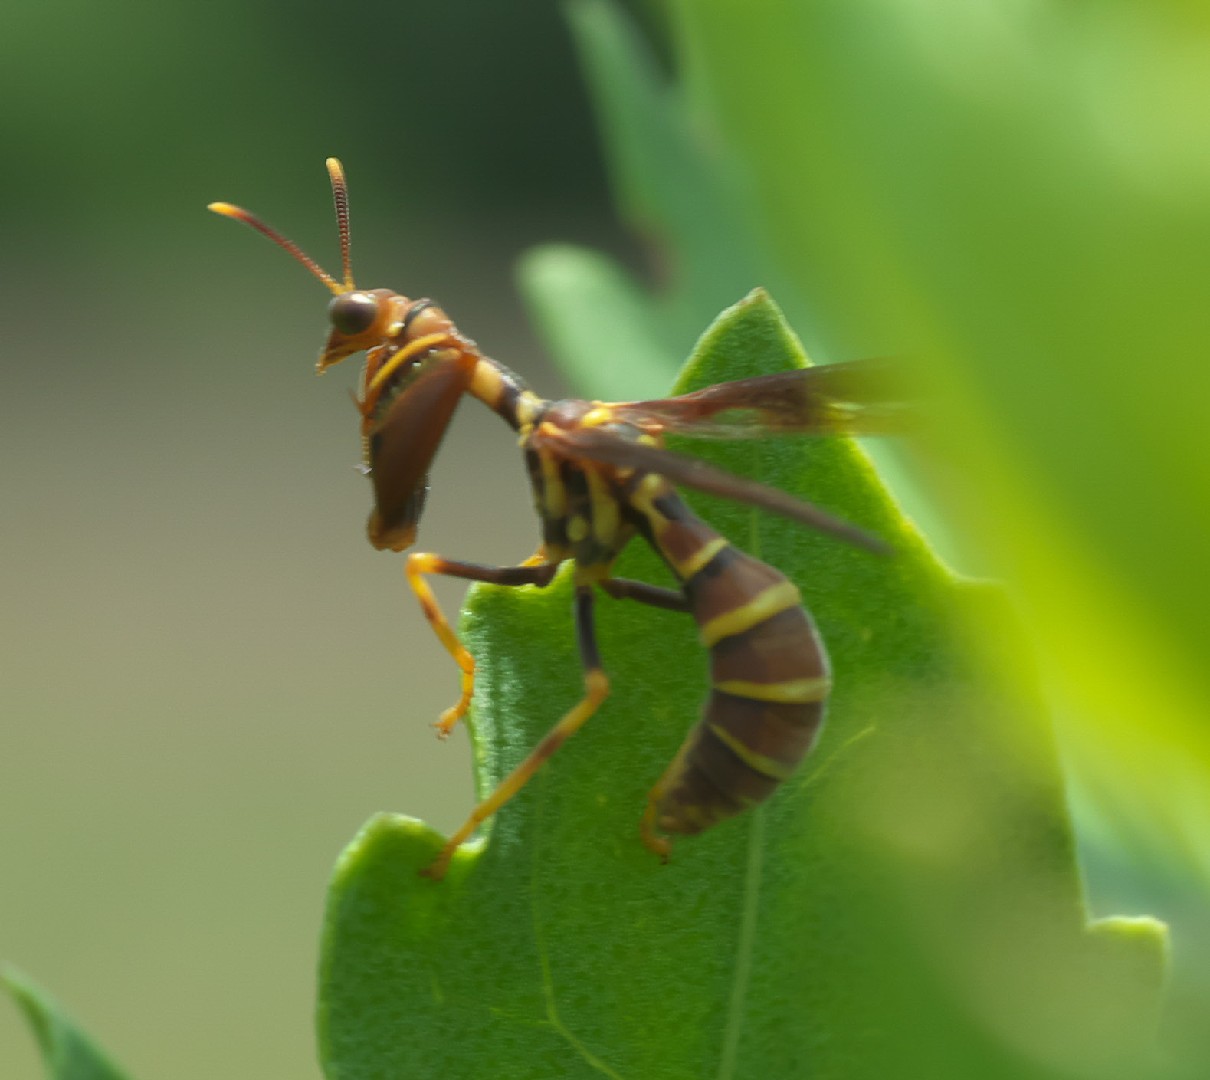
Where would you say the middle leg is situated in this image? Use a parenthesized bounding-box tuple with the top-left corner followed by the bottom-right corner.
(600, 576, 689, 613)
(421, 584, 609, 880)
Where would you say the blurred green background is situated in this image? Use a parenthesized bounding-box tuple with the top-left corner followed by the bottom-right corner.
(3, 1, 1209, 1078)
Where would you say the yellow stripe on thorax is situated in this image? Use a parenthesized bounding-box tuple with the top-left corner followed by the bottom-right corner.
(699, 580, 801, 648)
(626, 473, 668, 519)
(586, 469, 620, 547)
(538, 449, 567, 519)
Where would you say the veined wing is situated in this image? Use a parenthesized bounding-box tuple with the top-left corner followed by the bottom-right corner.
(534, 424, 889, 555)
(610, 357, 912, 439)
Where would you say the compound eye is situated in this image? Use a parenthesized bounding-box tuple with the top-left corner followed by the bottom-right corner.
(328, 292, 379, 336)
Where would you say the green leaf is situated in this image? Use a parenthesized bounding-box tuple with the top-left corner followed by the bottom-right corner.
(317, 290, 1166, 1079)
(4, 968, 135, 1080)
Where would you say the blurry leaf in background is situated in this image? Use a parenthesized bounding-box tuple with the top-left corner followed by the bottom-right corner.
(518, 0, 1210, 1074)
(320, 291, 1165, 1079)
(4, 968, 134, 1080)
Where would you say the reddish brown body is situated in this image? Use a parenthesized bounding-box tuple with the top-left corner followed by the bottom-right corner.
(210, 160, 903, 878)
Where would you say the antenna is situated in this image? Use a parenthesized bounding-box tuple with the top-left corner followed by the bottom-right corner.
(326, 158, 356, 292)
(208, 158, 358, 297)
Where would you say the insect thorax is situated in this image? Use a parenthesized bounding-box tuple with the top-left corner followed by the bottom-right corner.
(522, 411, 644, 578)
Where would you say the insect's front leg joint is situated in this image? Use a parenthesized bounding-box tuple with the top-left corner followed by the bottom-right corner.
(406, 552, 477, 738)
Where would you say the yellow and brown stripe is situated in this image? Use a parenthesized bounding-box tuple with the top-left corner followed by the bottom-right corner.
(634, 481, 831, 841)
(468, 354, 543, 433)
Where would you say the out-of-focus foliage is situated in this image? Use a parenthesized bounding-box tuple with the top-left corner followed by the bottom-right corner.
(4, 969, 132, 1080)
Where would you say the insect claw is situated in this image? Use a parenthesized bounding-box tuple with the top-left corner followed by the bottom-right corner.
(640, 805, 672, 862)
(434, 691, 471, 737)
(419, 850, 453, 881)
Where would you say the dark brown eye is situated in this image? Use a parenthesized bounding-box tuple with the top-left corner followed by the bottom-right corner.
(328, 292, 379, 336)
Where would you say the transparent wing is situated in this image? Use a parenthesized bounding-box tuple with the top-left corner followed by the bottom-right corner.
(534, 425, 889, 554)
(610, 357, 913, 439)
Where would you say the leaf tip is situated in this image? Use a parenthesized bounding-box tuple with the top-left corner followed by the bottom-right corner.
(330, 812, 487, 893)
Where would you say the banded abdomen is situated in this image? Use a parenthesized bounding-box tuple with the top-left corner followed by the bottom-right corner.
(633, 482, 831, 848)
